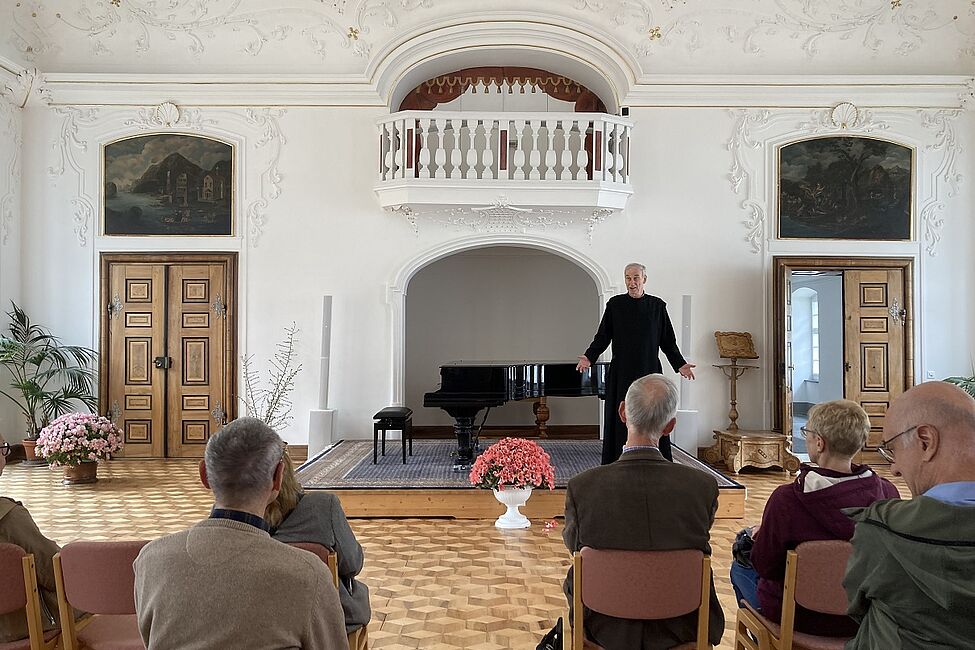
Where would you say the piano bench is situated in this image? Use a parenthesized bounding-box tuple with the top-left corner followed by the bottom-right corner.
(373, 407, 414, 464)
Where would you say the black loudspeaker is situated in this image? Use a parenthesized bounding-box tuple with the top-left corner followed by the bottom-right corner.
(620, 106, 630, 116)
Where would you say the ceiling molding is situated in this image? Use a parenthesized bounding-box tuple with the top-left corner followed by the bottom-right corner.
(624, 76, 973, 109)
(33, 73, 973, 110)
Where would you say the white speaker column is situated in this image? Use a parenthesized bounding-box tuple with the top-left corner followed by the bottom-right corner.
(673, 294, 700, 452)
(308, 296, 337, 459)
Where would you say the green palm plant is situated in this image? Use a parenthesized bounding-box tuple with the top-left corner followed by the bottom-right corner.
(0, 302, 98, 440)
(944, 375, 975, 400)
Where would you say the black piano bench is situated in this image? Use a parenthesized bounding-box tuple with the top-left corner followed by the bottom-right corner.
(373, 406, 413, 464)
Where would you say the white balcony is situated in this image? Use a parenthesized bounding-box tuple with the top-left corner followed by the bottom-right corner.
(374, 111, 633, 227)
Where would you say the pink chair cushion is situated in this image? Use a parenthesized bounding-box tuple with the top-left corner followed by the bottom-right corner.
(287, 542, 334, 564)
(0, 627, 59, 650)
(76, 614, 145, 650)
(742, 602, 850, 650)
(793, 541, 853, 616)
(580, 547, 703, 620)
(0, 544, 27, 615)
(60, 541, 148, 615)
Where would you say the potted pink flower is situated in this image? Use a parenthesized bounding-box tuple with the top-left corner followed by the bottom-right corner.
(469, 438, 556, 529)
(36, 413, 124, 485)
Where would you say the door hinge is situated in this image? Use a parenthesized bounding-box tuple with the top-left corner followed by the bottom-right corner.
(212, 294, 227, 318)
(107, 294, 123, 319)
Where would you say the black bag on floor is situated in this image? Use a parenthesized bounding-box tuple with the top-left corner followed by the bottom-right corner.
(536, 617, 562, 650)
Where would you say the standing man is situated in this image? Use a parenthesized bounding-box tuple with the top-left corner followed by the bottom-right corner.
(576, 263, 695, 464)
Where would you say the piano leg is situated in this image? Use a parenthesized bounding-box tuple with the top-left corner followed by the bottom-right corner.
(453, 415, 476, 471)
(533, 396, 550, 438)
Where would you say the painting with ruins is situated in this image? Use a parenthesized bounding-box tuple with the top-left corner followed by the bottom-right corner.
(103, 134, 233, 236)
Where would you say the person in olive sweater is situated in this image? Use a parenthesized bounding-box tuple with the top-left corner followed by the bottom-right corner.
(845, 382, 975, 649)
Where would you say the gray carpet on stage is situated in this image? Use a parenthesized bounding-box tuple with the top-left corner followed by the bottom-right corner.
(297, 439, 742, 490)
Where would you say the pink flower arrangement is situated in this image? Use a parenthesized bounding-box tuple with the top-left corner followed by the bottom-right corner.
(469, 438, 556, 491)
(35, 413, 124, 467)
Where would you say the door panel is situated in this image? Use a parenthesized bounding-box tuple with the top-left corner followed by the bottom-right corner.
(844, 269, 906, 447)
(167, 264, 228, 458)
(104, 256, 234, 459)
(108, 264, 167, 458)
(781, 268, 794, 438)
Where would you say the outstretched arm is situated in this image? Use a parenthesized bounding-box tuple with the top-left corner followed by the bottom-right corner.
(659, 305, 692, 378)
(577, 303, 613, 371)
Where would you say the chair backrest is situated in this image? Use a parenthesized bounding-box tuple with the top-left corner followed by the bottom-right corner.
(58, 540, 148, 615)
(0, 543, 28, 614)
(791, 540, 853, 616)
(287, 541, 339, 589)
(579, 547, 705, 619)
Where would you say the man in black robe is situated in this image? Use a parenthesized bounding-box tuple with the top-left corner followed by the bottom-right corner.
(576, 263, 696, 464)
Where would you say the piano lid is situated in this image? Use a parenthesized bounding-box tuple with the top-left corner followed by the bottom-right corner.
(439, 360, 607, 366)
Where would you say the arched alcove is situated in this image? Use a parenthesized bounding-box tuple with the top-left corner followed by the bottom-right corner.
(386, 234, 618, 407)
(371, 20, 636, 114)
(405, 246, 601, 427)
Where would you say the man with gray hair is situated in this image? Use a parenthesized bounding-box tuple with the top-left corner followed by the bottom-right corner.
(134, 418, 349, 649)
(843, 381, 975, 649)
(576, 263, 696, 465)
(561, 374, 724, 649)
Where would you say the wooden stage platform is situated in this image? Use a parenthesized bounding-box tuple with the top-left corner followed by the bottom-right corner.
(297, 439, 746, 519)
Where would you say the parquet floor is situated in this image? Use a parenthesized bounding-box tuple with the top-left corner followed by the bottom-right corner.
(0, 459, 906, 649)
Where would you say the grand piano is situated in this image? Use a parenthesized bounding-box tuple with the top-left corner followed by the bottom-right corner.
(423, 360, 608, 470)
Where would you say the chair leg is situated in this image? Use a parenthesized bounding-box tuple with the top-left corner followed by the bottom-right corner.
(407, 418, 413, 456)
(402, 426, 407, 464)
(735, 606, 771, 650)
(381, 427, 386, 456)
(373, 423, 379, 464)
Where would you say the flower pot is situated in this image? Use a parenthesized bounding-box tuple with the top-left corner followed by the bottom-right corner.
(492, 486, 533, 529)
(20, 439, 48, 466)
(62, 461, 98, 485)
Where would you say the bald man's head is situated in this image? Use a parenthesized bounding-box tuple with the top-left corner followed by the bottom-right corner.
(883, 381, 975, 495)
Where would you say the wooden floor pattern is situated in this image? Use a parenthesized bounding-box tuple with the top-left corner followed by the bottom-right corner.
(0, 459, 906, 649)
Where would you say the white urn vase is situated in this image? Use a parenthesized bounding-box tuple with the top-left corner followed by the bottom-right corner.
(492, 486, 533, 529)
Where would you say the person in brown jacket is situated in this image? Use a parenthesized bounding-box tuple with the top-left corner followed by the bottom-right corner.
(0, 441, 64, 644)
(133, 419, 349, 650)
(562, 374, 724, 650)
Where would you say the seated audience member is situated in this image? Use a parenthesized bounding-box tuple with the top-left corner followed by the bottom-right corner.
(0, 441, 71, 644)
(730, 400, 899, 636)
(134, 418, 349, 650)
(562, 374, 724, 650)
(268, 450, 370, 638)
(844, 382, 975, 649)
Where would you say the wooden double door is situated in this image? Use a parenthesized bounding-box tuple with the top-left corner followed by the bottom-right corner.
(100, 254, 237, 458)
(774, 257, 914, 448)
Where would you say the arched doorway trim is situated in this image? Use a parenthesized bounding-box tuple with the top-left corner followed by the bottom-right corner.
(387, 234, 618, 404)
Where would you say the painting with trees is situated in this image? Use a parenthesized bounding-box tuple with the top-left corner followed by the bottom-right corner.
(777, 136, 912, 240)
(103, 134, 233, 236)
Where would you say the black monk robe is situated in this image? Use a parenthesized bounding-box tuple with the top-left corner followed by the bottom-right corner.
(583, 294, 686, 464)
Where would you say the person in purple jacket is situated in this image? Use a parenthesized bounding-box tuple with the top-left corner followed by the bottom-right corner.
(729, 399, 900, 636)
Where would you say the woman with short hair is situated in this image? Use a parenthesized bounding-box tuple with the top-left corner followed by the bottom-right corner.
(730, 399, 900, 635)
(267, 452, 370, 644)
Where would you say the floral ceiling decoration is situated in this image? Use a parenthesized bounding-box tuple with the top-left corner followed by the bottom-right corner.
(1, 1, 972, 75)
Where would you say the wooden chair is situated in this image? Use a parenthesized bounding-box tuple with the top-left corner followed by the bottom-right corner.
(570, 547, 712, 650)
(53, 540, 148, 650)
(287, 542, 368, 650)
(0, 543, 58, 650)
(734, 540, 854, 650)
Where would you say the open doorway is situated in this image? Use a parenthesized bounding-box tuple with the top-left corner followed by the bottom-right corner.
(773, 257, 915, 456)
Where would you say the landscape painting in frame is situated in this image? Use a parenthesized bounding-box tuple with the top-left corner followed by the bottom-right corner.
(778, 136, 913, 241)
(104, 134, 233, 236)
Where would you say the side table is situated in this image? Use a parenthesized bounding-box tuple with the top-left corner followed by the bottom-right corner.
(702, 429, 801, 474)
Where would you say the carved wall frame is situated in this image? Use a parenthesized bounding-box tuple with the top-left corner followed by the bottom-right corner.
(728, 103, 963, 256)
